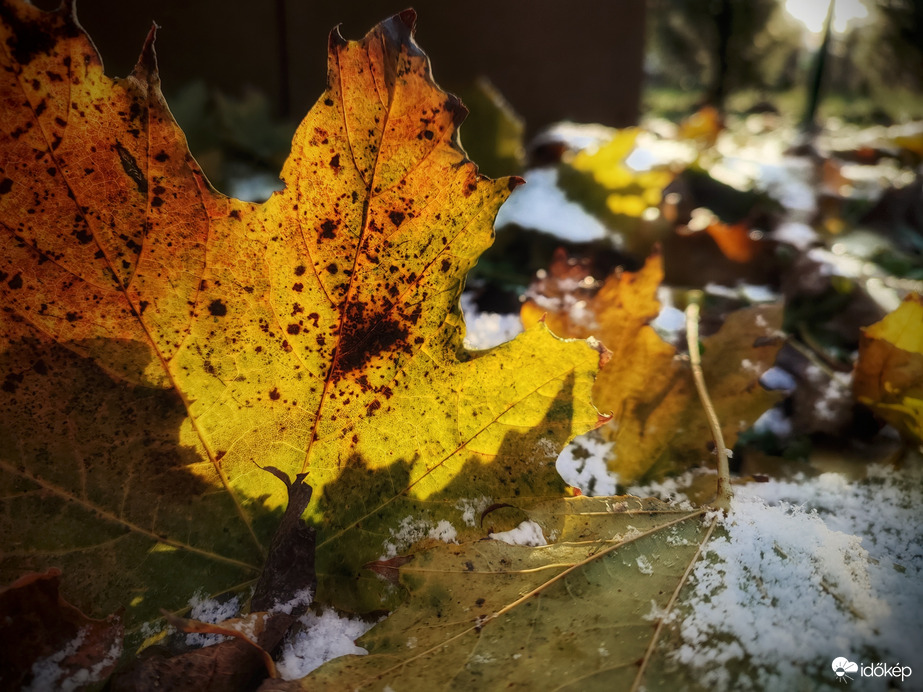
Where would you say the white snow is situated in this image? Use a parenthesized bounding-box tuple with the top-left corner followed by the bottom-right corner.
(460, 292, 523, 350)
(381, 515, 459, 559)
(759, 366, 797, 392)
(24, 629, 122, 692)
(662, 463, 923, 690)
(494, 168, 612, 242)
(490, 519, 548, 547)
(752, 406, 793, 437)
(185, 592, 241, 647)
(455, 496, 493, 527)
(555, 433, 619, 496)
(276, 609, 376, 680)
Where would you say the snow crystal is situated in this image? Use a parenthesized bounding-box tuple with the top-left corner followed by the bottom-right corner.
(668, 464, 923, 690)
(276, 609, 375, 680)
(460, 292, 523, 350)
(556, 434, 619, 496)
(490, 519, 547, 547)
(494, 168, 612, 243)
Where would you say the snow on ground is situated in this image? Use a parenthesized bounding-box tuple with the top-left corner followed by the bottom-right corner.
(639, 463, 923, 691)
(494, 167, 612, 243)
(460, 293, 523, 350)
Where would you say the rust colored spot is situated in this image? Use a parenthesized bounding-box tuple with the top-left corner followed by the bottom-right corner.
(320, 219, 337, 239)
(294, 265, 306, 276)
(293, 282, 304, 292)
(423, 130, 434, 140)
(367, 400, 381, 415)
(440, 258, 451, 272)
(329, 154, 340, 171)
(388, 210, 405, 227)
(326, 263, 338, 275)
(269, 388, 281, 400)
(0, 178, 11, 195)
(229, 209, 240, 219)
(208, 299, 227, 317)
(65, 312, 79, 322)
(154, 151, 170, 162)
(7, 273, 23, 290)
(287, 324, 300, 335)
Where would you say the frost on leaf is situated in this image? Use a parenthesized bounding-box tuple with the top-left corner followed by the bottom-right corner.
(0, 0, 604, 623)
(523, 252, 784, 483)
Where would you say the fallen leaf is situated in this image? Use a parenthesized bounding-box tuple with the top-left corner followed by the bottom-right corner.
(0, 569, 123, 691)
(854, 293, 923, 444)
(296, 496, 713, 691)
(0, 0, 604, 627)
(524, 253, 784, 483)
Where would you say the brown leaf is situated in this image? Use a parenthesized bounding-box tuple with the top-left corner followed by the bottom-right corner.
(524, 253, 784, 483)
(0, 569, 122, 691)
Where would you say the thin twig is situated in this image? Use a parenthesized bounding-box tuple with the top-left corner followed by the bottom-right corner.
(629, 515, 719, 692)
(685, 292, 732, 511)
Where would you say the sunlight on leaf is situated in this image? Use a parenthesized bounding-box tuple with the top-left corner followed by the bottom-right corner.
(0, 1, 603, 624)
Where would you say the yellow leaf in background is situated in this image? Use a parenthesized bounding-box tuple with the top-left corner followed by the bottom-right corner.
(570, 128, 673, 219)
(524, 253, 783, 484)
(854, 293, 923, 444)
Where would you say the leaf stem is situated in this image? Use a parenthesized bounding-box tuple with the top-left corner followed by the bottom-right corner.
(685, 292, 732, 511)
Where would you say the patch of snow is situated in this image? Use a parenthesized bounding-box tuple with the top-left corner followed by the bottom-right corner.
(227, 173, 283, 203)
(753, 406, 793, 437)
(651, 305, 686, 339)
(270, 587, 314, 616)
(627, 469, 710, 509)
(556, 434, 619, 496)
(494, 168, 612, 243)
(25, 629, 122, 692)
(759, 366, 796, 392)
(771, 221, 819, 250)
(276, 609, 375, 680)
(381, 515, 458, 559)
(670, 464, 923, 689)
(490, 519, 547, 547)
(460, 293, 522, 350)
(186, 592, 241, 647)
(455, 497, 492, 527)
(703, 282, 778, 303)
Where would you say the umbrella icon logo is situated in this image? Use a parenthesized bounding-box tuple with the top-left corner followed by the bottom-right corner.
(832, 657, 859, 683)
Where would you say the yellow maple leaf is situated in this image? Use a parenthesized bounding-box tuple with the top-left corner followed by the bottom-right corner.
(0, 3, 603, 620)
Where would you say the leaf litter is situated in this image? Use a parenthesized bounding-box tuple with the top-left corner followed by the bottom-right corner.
(3, 0, 923, 689)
